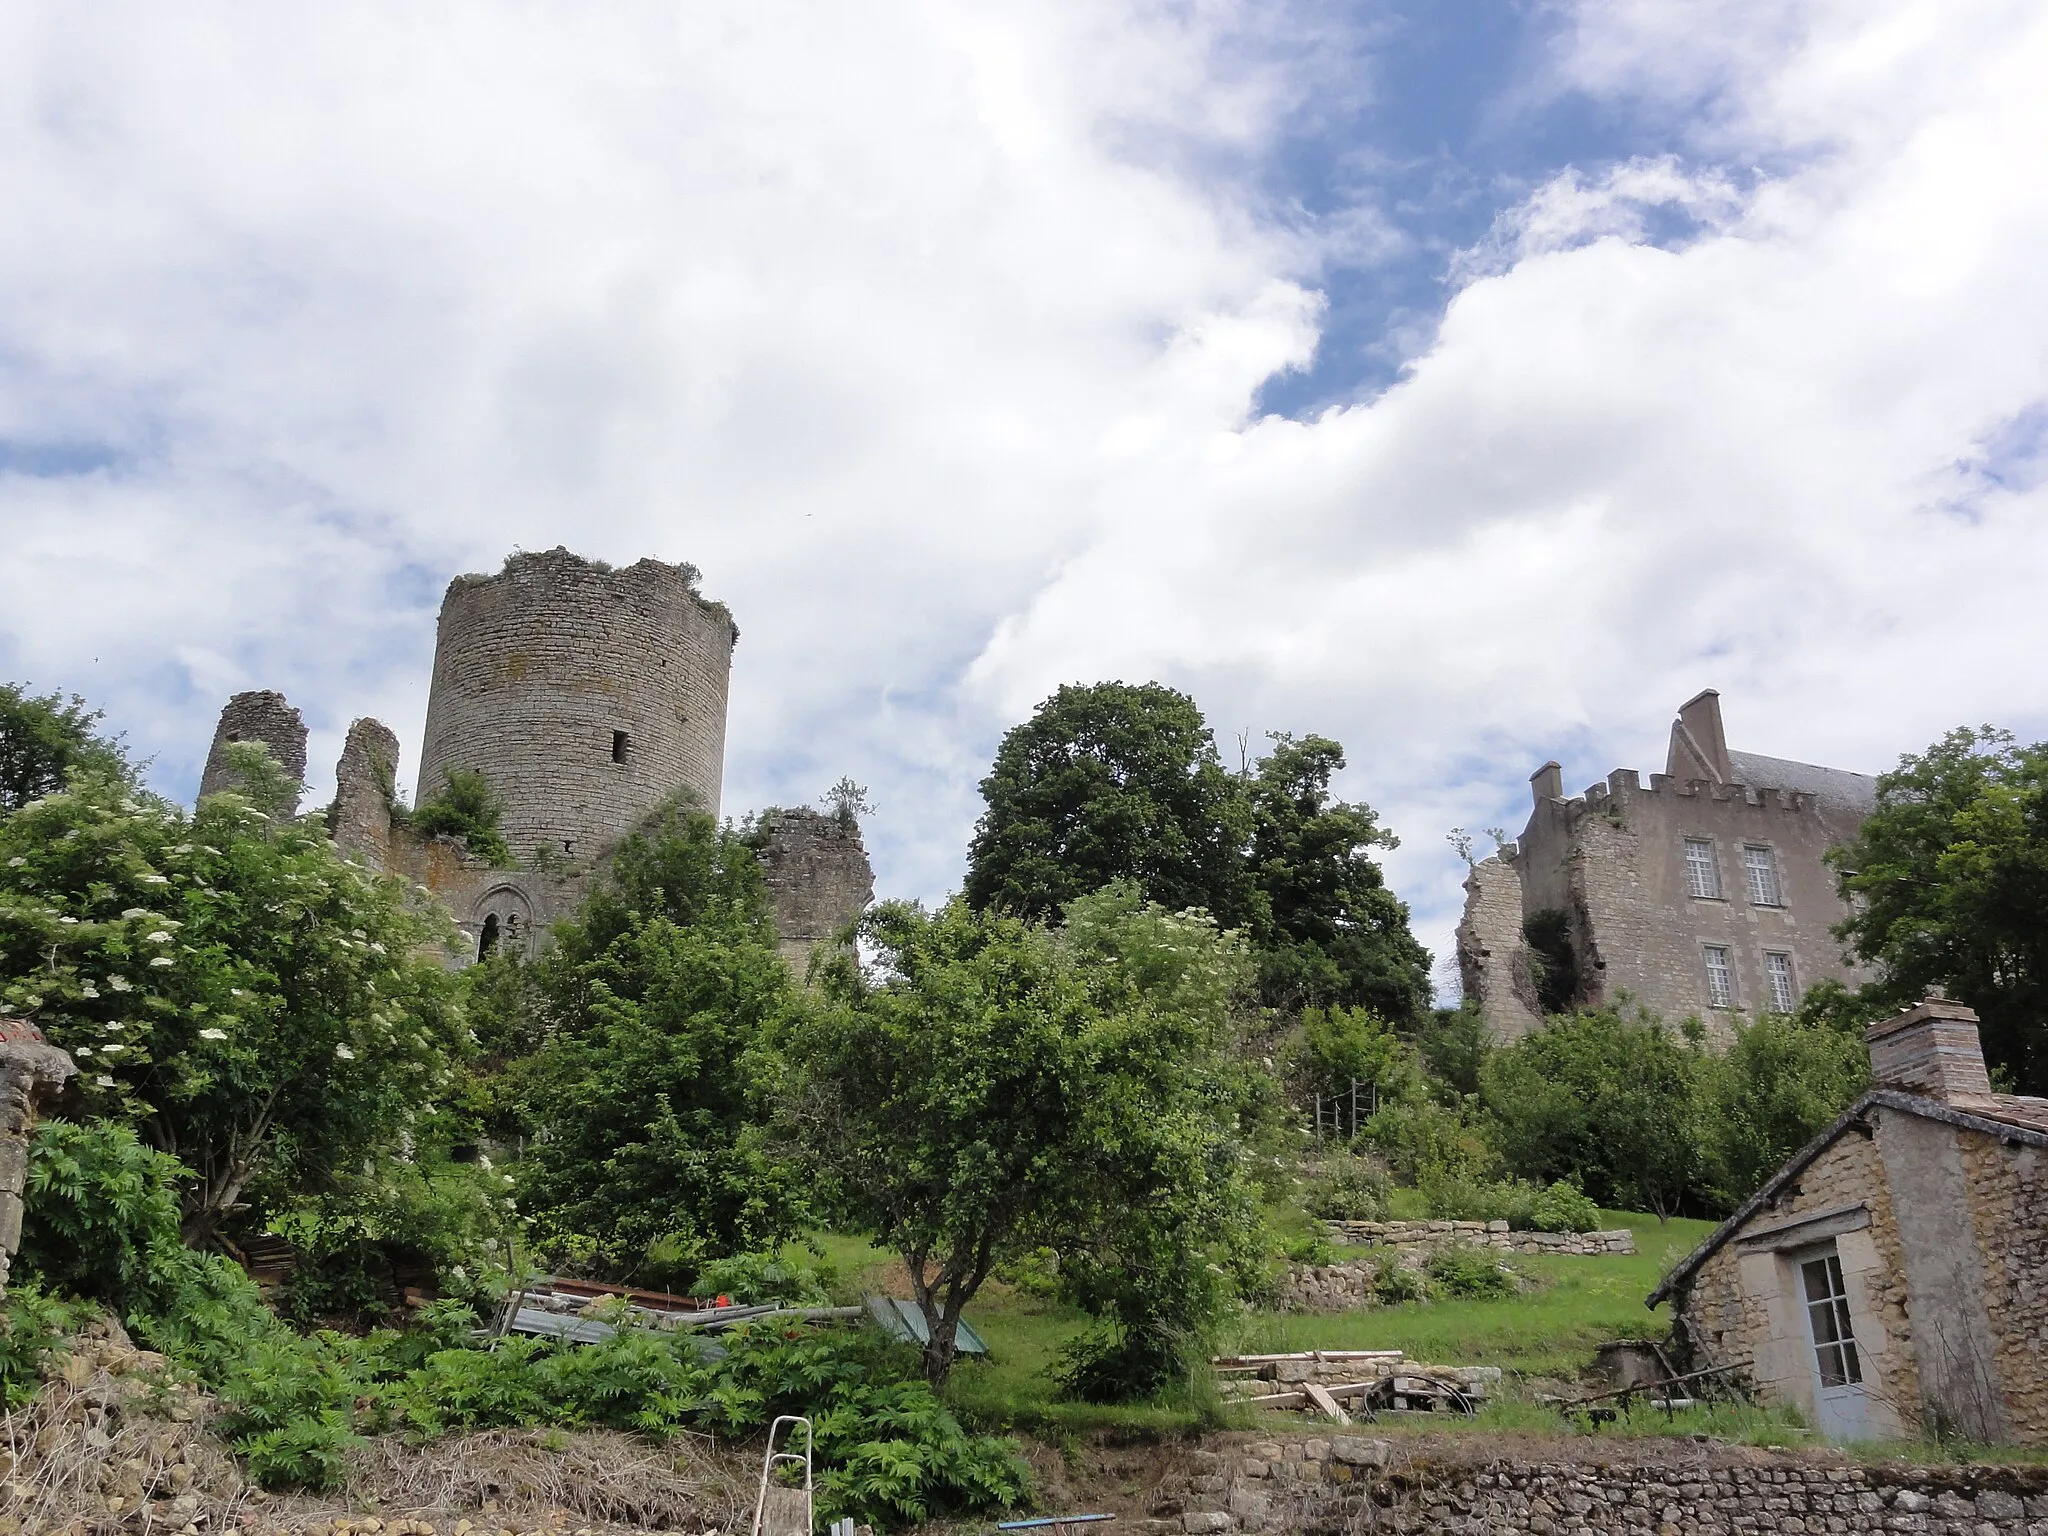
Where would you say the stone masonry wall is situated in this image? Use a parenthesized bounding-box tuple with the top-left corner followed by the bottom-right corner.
(1513, 771, 1870, 1045)
(1677, 1123, 1919, 1439)
(1323, 1220, 1636, 1256)
(197, 691, 307, 809)
(1155, 1449, 2048, 1536)
(755, 807, 875, 974)
(328, 717, 400, 867)
(1455, 856, 1543, 1043)
(417, 548, 735, 864)
(1961, 1129, 2048, 1443)
(1155, 1442, 2048, 1536)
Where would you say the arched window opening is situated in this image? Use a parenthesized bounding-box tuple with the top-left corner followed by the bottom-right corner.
(478, 912, 500, 962)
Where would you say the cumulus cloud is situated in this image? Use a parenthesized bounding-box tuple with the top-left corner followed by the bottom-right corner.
(0, 0, 2044, 974)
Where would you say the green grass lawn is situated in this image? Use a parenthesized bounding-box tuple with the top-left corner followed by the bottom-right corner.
(803, 1213, 1720, 1437)
(1228, 1211, 1718, 1379)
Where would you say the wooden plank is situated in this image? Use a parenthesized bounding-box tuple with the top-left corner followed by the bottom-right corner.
(1303, 1383, 1351, 1425)
(1209, 1350, 1403, 1367)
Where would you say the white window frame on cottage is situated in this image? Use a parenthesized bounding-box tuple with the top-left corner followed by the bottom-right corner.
(1764, 950, 1797, 1013)
(1684, 837, 1723, 900)
(1744, 843, 1783, 906)
(1703, 944, 1735, 1008)
(1792, 1242, 1872, 1441)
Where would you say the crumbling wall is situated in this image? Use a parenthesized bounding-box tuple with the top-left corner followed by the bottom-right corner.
(329, 717, 400, 867)
(1454, 855, 1543, 1043)
(755, 807, 874, 974)
(197, 690, 307, 809)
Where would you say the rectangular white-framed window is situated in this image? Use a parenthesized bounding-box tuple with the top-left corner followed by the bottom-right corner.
(1800, 1250, 1863, 1388)
(1684, 838, 1722, 899)
(1764, 951, 1797, 1013)
(1703, 944, 1735, 1008)
(1744, 843, 1783, 906)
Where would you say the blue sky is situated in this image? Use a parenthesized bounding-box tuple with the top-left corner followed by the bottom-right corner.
(2, 0, 2046, 979)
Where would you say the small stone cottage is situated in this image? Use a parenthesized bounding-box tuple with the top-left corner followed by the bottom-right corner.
(1649, 998, 2048, 1445)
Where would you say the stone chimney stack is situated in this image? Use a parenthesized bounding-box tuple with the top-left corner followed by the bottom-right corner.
(1670, 689, 1733, 783)
(1866, 996, 1994, 1103)
(1530, 761, 1564, 804)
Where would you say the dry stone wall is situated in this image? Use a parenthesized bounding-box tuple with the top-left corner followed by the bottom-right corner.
(1152, 1439, 2048, 1536)
(1323, 1220, 1637, 1256)
(417, 548, 735, 863)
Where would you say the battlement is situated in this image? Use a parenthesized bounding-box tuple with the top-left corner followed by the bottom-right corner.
(1547, 766, 1827, 829)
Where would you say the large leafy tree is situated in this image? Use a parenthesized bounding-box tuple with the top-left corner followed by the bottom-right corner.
(500, 799, 802, 1277)
(1244, 732, 1431, 1020)
(1480, 1007, 1705, 1219)
(781, 887, 1259, 1389)
(1695, 1012, 1870, 1207)
(963, 682, 1252, 925)
(0, 682, 132, 814)
(1831, 726, 2048, 1093)
(0, 746, 465, 1244)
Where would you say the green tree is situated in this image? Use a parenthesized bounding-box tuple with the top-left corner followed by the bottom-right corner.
(0, 682, 132, 815)
(782, 887, 1258, 1389)
(1480, 1007, 1705, 1219)
(503, 799, 801, 1277)
(409, 769, 513, 867)
(0, 750, 466, 1244)
(1831, 726, 2048, 1093)
(1244, 733, 1431, 1020)
(1696, 1013, 1870, 1207)
(1417, 1003, 1492, 1099)
(963, 682, 1251, 925)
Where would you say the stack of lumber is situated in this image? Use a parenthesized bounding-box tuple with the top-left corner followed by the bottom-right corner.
(1211, 1350, 1503, 1422)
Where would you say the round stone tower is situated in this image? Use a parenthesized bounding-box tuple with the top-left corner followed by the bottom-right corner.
(416, 548, 736, 864)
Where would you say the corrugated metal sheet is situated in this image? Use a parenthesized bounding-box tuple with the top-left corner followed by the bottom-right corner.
(864, 1296, 987, 1355)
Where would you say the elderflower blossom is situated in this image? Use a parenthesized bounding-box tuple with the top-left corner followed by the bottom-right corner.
(5, 857, 23, 867)
(147, 930, 171, 943)
(59, 916, 77, 925)
(95, 1075, 114, 1088)
(79, 984, 98, 999)
(334, 1043, 356, 1060)
(198, 1028, 228, 1041)
(142, 874, 169, 884)
(122, 908, 149, 920)
(149, 956, 174, 968)
(108, 976, 132, 992)
(100, 1043, 126, 1054)
(75, 1045, 93, 1056)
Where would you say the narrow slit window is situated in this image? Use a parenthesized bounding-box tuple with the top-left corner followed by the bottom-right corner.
(1685, 838, 1721, 899)
(1703, 945, 1734, 1008)
(1744, 844, 1782, 906)
(1765, 951, 1797, 1013)
(478, 913, 500, 962)
(612, 730, 629, 763)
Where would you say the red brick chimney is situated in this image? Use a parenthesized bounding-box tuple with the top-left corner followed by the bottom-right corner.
(1865, 996, 1993, 1103)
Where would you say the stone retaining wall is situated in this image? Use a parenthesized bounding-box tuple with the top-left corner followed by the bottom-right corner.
(1151, 1439, 2048, 1535)
(1323, 1220, 1636, 1256)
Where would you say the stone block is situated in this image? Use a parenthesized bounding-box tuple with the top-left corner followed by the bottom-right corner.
(1977, 1495, 2024, 1523)
(1227, 1489, 1270, 1529)
(1329, 1437, 1391, 1469)
(1302, 1439, 1330, 1462)
(1182, 1514, 1232, 1533)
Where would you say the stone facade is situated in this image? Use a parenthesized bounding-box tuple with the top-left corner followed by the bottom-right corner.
(1154, 1439, 2048, 1536)
(196, 690, 308, 810)
(1459, 691, 1875, 1045)
(754, 807, 875, 973)
(1654, 1000, 2048, 1446)
(417, 548, 736, 863)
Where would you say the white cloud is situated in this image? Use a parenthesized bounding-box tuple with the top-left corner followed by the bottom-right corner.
(1, 0, 2045, 978)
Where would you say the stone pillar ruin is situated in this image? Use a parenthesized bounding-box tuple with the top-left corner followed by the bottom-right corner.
(0, 1019, 77, 1300)
(756, 807, 875, 975)
(198, 689, 308, 811)
(329, 717, 402, 869)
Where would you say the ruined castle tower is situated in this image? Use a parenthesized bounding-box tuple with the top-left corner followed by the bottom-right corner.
(198, 690, 308, 810)
(416, 548, 736, 865)
(755, 807, 876, 975)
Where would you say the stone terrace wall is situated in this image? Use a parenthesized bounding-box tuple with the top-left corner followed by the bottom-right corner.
(1152, 1440, 2048, 1536)
(1324, 1220, 1636, 1256)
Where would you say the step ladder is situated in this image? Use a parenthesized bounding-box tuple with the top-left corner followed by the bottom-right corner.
(751, 1415, 814, 1536)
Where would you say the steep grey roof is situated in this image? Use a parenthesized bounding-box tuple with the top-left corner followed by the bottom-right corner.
(1645, 1088, 2048, 1309)
(1727, 751, 1878, 817)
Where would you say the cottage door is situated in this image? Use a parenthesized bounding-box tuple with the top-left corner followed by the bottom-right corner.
(1796, 1245, 1871, 1440)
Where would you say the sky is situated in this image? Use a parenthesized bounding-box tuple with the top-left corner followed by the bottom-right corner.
(3, 0, 2047, 985)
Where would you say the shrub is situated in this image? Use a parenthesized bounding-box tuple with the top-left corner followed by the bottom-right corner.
(1301, 1156, 1389, 1222)
(1372, 1259, 1427, 1305)
(1425, 1246, 1517, 1299)
(0, 1282, 90, 1406)
(1528, 1179, 1601, 1233)
(690, 1249, 836, 1306)
(408, 770, 513, 867)
(19, 1119, 190, 1315)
